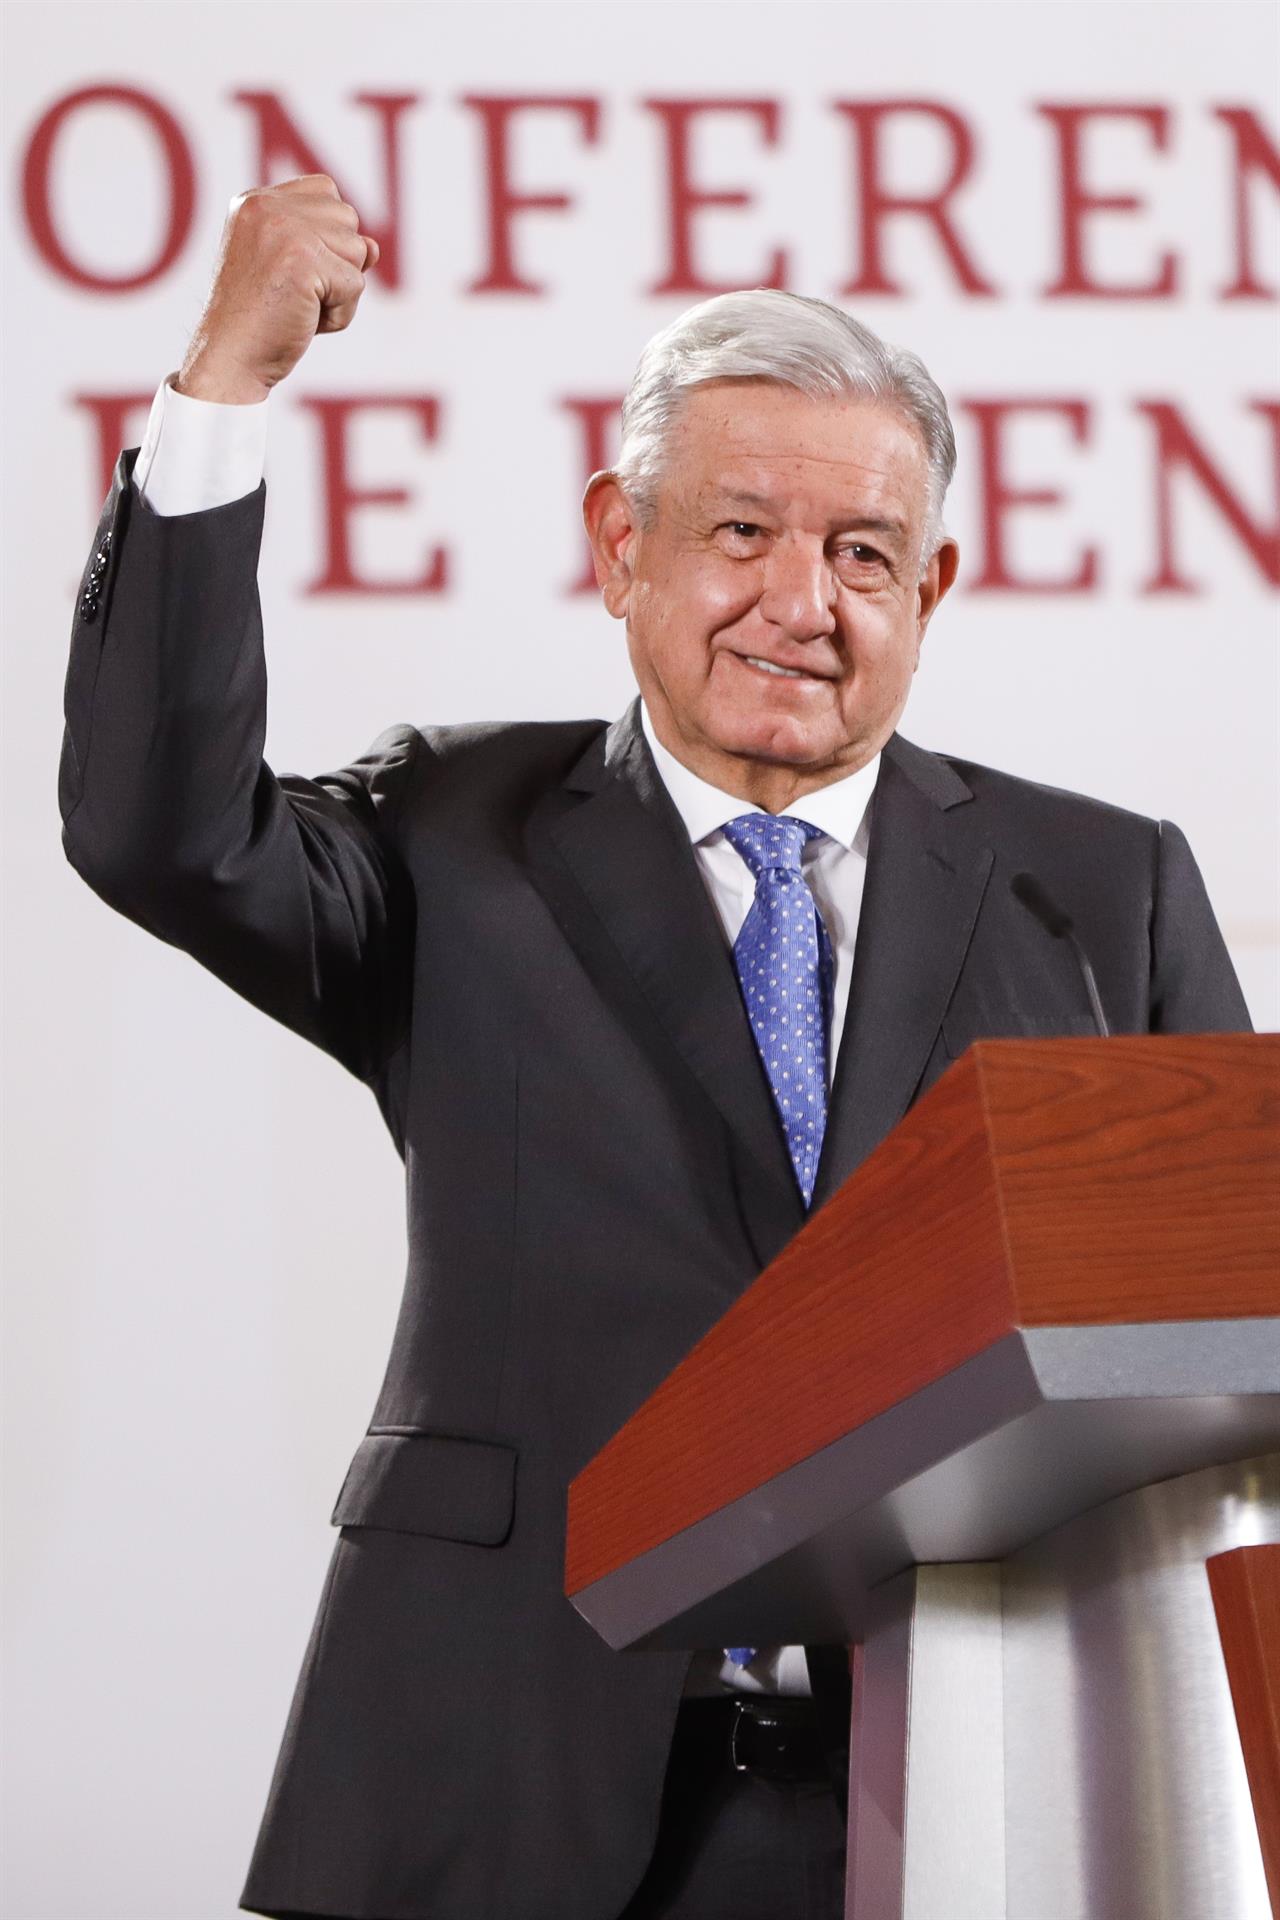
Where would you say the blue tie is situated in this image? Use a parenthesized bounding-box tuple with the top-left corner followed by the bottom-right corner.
(719, 815, 834, 1680)
(721, 814, 833, 1207)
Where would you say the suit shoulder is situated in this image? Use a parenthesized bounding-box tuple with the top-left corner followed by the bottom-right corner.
(901, 736, 1161, 843)
(402, 716, 607, 819)
(412, 715, 605, 772)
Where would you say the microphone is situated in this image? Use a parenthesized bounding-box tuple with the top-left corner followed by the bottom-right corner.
(1010, 872, 1111, 1037)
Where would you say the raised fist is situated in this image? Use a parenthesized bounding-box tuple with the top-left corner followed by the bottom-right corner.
(176, 175, 381, 404)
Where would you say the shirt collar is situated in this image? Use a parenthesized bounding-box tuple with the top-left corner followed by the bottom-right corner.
(640, 700, 880, 853)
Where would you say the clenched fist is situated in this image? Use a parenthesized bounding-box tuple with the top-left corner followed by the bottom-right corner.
(176, 175, 380, 404)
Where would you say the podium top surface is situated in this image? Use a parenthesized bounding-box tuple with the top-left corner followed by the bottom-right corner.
(566, 1036, 1280, 1643)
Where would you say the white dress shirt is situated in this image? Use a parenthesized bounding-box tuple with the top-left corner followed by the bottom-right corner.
(129, 376, 882, 1697)
(132, 373, 271, 515)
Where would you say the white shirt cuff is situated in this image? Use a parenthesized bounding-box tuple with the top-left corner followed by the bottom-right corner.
(131, 373, 269, 517)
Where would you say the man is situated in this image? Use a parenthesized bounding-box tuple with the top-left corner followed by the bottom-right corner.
(61, 175, 1249, 1920)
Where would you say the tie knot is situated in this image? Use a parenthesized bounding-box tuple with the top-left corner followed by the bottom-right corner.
(722, 813, 820, 878)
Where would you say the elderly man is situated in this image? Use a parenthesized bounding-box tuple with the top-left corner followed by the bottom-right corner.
(61, 175, 1248, 1920)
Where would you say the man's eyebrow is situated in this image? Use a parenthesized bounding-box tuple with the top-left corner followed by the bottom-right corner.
(709, 489, 781, 515)
(834, 515, 910, 546)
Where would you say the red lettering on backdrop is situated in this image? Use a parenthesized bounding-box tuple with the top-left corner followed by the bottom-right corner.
(464, 97, 603, 294)
(23, 86, 194, 291)
(74, 392, 154, 502)
(1138, 400, 1280, 591)
(561, 396, 623, 592)
(300, 396, 448, 594)
(1039, 104, 1177, 298)
(645, 99, 787, 295)
(1214, 109, 1280, 300)
(962, 399, 1099, 592)
(834, 101, 995, 298)
(232, 91, 417, 290)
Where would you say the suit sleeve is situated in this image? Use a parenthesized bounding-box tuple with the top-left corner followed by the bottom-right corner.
(1149, 819, 1252, 1033)
(60, 447, 418, 1083)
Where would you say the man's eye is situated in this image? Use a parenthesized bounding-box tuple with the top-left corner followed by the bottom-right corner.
(716, 522, 768, 557)
(838, 543, 886, 566)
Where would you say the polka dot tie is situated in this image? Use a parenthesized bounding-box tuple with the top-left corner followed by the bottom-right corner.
(720, 817, 832, 1676)
(721, 814, 834, 1208)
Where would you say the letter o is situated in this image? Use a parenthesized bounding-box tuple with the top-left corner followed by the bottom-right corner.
(22, 85, 195, 291)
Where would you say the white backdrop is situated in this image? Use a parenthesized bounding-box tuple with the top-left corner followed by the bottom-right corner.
(3, 2, 1278, 1914)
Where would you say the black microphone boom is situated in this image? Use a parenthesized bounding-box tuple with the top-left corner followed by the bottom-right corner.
(1010, 872, 1111, 1037)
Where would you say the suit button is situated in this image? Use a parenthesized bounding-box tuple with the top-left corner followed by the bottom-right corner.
(80, 530, 110, 620)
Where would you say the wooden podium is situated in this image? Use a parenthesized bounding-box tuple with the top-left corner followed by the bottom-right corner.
(566, 1036, 1280, 1920)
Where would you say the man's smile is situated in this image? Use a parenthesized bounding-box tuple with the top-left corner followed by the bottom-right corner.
(730, 651, 836, 685)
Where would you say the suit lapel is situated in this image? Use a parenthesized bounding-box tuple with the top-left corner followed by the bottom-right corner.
(530, 709, 989, 1233)
(810, 735, 993, 1209)
(535, 702, 803, 1240)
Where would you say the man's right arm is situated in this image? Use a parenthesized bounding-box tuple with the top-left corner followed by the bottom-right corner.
(60, 178, 417, 1084)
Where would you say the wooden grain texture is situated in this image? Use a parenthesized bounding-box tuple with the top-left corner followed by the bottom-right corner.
(1206, 1544, 1280, 1916)
(566, 1036, 1280, 1597)
(982, 1034, 1280, 1323)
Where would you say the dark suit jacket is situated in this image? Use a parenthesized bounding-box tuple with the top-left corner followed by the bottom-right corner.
(61, 452, 1250, 1920)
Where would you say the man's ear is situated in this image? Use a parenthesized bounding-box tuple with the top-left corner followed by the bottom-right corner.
(915, 538, 959, 658)
(583, 472, 640, 619)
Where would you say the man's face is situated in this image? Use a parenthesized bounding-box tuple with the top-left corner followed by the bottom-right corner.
(585, 379, 958, 806)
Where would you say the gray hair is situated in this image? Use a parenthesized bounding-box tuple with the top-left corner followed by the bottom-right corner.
(614, 289, 956, 570)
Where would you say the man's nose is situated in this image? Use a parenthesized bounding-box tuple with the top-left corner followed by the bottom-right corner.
(758, 539, 837, 641)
